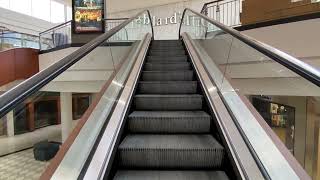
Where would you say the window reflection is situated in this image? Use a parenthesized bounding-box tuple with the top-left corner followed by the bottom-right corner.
(0, 0, 70, 23)
(0, 0, 9, 9)
(32, 0, 51, 22)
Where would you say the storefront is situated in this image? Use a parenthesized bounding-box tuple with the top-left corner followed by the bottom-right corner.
(250, 95, 320, 178)
(252, 97, 295, 154)
(2, 92, 92, 136)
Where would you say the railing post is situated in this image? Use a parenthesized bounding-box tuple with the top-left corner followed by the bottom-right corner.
(39, 34, 42, 50)
(204, 5, 208, 16)
(53, 29, 55, 48)
(216, 5, 220, 23)
(0, 30, 2, 50)
(201, 0, 242, 27)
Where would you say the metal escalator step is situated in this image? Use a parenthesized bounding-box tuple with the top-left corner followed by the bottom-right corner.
(147, 56, 188, 62)
(128, 111, 211, 133)
(148, 53, 186, 57)
(144, 62, 191, 71)
(138, 81, 197, 94)
(113, 170, 229, 180)
(153, 40, 181, 42)
(134, 94, 202, 110)
(151, 44, 183, 49)
(150, 46, 184, 51)
(118, 135, 224, 169)
(152, 41, 182, 45)
(142, 71, 193, 81)
(149, 50, 185, 56)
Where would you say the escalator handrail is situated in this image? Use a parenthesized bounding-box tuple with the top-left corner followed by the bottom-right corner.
(0, 10, 154, 119)
(179, 8, 320, 87)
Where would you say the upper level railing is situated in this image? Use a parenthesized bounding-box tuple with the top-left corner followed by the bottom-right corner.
(105, 18, 129, 41)
(38, 18, 129, 51)
(0, 26, 39, 51)
(201, 0, 242, 27)
(38, 20, 72, 51)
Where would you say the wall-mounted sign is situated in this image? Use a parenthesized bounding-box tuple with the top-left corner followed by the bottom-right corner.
(73, 0, 105, 33)
(135, 12, 206, 27)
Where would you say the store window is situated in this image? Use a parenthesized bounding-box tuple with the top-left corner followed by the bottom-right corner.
(0, 0, 71, 23)
(10, 0, 32, 15)
(67, 6, 72, 21)
(0, 117, 7, 136)
(51, 0, 65, 23)
(0, 0, 9, 9)
(13, 104, 28, 135)
(3, 33, 22, 48)
(32, 0, 51, 22)
(34, 100, 58, 129)
(252, 97, 295, 154)
(72, 94, 91, 120)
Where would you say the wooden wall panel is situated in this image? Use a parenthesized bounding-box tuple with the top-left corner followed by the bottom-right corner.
(0, 48, 39, 87)
(0, 50, 15, 86)
(241, 0, 320, 25)
(14, 48, 39, 80)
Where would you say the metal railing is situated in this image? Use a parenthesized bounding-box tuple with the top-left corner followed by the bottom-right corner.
(105, 18, 129, 41)
(201, 0, 242, 27)
(38, 18, 130, 51)
(39, 20, 72, 51)
(0, 26, 39, 51)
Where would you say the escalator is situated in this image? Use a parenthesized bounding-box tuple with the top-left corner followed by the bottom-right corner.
(0, 8, 318, 180)
(112, 40, 229, 179)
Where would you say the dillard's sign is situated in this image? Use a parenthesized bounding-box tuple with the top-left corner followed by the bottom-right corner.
(135, 12, 207, 27)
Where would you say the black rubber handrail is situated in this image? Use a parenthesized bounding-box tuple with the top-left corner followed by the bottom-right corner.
(179, 8, 320, 87)
(0, 10, 154, 119)
(39, 20, 72, 35)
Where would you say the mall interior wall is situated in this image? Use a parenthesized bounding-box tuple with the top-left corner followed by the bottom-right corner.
(106, 0, 209, 39)
(242, 18, 320, 64)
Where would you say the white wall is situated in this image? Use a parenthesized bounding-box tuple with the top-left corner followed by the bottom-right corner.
(39, 45, 133, 92)
(106, 0, 190, 14)
(241, 18, 320, 68)
(0, 7, 56, 35)
(106, 0, 209, 39)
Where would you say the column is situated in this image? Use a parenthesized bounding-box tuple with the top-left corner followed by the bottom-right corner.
(27, 103, 35, 131)
(6, 111, 14, 137)
(56, 98, 61, 125)
(60, 92, 73, 142)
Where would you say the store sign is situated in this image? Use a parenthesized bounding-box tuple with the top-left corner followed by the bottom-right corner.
(73, 0, 105, 33)
(136, 12, 206, 27)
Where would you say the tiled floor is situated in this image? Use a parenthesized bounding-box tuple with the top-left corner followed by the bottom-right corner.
(0, 120, 79, 156)
(0, 120, 80, 179)
(0, 125, 61, 156)
(0, 149, 49, 180)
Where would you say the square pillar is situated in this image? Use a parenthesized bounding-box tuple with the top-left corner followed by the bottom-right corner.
(27, 103, 35, 131)
(6, 111, 14, 137)
(60, 92, 73, 142)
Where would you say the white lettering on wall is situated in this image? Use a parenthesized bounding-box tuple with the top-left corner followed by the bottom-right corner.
(136, 12, 208, 27)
